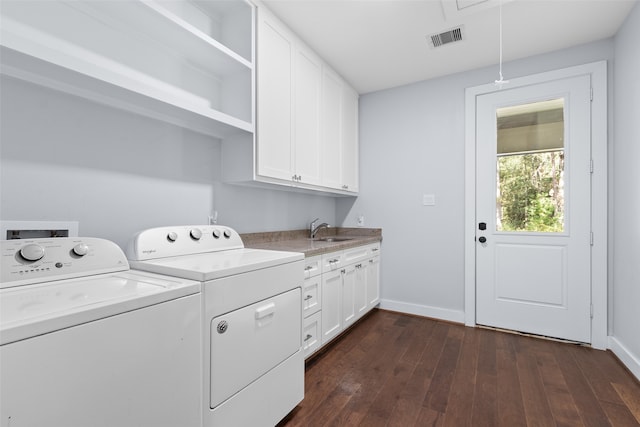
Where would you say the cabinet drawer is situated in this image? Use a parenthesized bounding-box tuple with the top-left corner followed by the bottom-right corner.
(303, 275, 321, 317)
(303, 311, 322, 359)
(303, 255, 322, 279)
(368, 242, 381, 255)
(343, 245, 369, 265)
(321, 251, 343, 273)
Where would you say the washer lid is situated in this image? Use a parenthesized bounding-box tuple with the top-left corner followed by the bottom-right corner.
(129, 248, 304, 282)
(0, 270, 200, 345)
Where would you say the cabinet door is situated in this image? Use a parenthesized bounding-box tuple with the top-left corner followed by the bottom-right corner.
(321, 269, 342, 345)
(367, 256, 380, 309)
(256, 8, 293, 181)
(294, 45, 322, 186)
(355, 262, 368, 319)
(341, 85, 359, 192)
(303, 274, 321, 317)
(320, 67, 343, 189)
(342, 265, 357, 328)
(303, 311, 322, 359)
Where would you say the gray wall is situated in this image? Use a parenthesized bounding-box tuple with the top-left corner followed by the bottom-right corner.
(0, 76, 336, 249)
(612, 2, 640, 375)
(337, 39, 616, 322)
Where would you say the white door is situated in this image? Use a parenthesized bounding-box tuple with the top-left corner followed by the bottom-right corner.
(476, 75, 592, 343)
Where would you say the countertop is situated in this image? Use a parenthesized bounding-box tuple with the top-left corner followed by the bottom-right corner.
(241, 228, 382, 257)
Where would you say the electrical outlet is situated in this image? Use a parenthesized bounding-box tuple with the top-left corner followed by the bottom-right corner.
(357, 215, 365, 227)
(208, 211, 218, 225)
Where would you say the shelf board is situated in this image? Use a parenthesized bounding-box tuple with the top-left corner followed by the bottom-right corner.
(68, 0, 252, 77)
(1, 46, 253, 139)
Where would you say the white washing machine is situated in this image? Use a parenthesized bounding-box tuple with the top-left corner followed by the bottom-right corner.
(0, 237, 202, 427)
(126, 225, 304, 427)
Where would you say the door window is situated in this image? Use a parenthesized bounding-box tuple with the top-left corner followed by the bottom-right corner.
(496, 98, 565, 232)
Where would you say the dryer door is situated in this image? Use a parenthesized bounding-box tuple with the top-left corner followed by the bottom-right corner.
(210, 288, 301, 408)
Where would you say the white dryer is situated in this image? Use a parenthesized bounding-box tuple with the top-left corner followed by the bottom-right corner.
(127, 225, 304, 427)
(0, 237, 202, 427)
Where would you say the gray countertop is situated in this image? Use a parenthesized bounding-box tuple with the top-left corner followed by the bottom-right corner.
(241, 228, 382, 257)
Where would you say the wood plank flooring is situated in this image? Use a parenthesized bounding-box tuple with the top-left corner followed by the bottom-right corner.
(278, 309, 640, 427)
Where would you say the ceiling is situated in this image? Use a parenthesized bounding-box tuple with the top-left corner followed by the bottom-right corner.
(262, 0, 637, 94)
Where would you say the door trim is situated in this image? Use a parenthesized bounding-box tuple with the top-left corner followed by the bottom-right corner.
(464, 61, 608, 349)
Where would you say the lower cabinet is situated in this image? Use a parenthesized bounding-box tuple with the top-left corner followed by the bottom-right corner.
(367, 254, 380, 310)
(302, 311, 321, 358)
(355, 261, 368, 319)
(302, 255, 322, 358)
(341, 264, 357, 329)
(321, 269, 342, 345)
(309, 242, 381, 358)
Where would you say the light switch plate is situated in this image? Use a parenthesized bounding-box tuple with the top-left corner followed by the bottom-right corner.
(423, 194, 436, 206)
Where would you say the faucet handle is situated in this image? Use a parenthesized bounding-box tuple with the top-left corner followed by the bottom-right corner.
(310, 217, 320, 227)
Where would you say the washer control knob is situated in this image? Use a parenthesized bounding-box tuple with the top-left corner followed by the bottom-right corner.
(72, 243, 89, 256)
(167, 232, 178, 242)
(20, 244, 45, 262)
(223, 230, 231, 239)
(190, 228, 202, 240)
(212, 229, 221, 239)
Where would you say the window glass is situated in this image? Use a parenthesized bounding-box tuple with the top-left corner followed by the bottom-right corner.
(496, 99, 565, 232)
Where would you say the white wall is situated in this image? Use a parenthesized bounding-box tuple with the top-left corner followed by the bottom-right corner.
(337, 39, 615, 323)
(610, 2, 640, 379)
(0, 76, 336, 249)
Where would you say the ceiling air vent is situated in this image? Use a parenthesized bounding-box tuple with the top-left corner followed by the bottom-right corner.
(428, 26, 464, 48)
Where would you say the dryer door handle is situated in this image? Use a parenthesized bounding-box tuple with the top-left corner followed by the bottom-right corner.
(255, 302, 276, 320)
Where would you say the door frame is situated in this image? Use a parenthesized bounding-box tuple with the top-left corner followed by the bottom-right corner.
(464, 61, 608, 349)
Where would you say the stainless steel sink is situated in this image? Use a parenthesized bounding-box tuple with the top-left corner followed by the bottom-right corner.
(316, 237, 353, 242)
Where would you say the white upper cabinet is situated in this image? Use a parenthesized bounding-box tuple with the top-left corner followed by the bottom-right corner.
(320, 67, 344, 190)
(0, 0, 254, 139)
(256, 7, 322, 187)
(321, 69, 359, 192)
(256, 9, 294, 181)
(251, 3, 358, 195)
(341, 85, 360, 192)
(293, 44, 323, 187)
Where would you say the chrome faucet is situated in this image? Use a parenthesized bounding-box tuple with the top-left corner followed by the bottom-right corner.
(310, 218, 330, 239)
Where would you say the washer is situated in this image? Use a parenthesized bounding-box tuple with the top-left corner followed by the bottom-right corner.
(126, 225, 304, 427)
(0, 237, 202, 427)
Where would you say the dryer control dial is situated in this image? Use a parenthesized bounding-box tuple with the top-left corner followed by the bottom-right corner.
(167, 232, 178, 242)
(19, 244, 45, 262)
(223, 230, 231, 239)
(212, 229, 221, 239)
(190, 228, 203, 240)
(72, 243, 89, 256)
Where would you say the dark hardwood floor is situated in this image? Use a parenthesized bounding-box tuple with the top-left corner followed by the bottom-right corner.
(279, 309, 640, 427)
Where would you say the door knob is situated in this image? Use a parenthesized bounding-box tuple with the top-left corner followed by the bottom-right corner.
(478, 236, 487, 243)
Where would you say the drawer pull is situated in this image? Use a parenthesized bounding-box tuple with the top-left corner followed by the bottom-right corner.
(304, 266, 313, 271)
(304, 295, 313, 301)
(304, 334, 313, 342)
(372, 248, 379, 252)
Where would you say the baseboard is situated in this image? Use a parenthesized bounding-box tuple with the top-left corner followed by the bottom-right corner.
(609, 336, 640, 382)
(379, 299, 465, 324)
